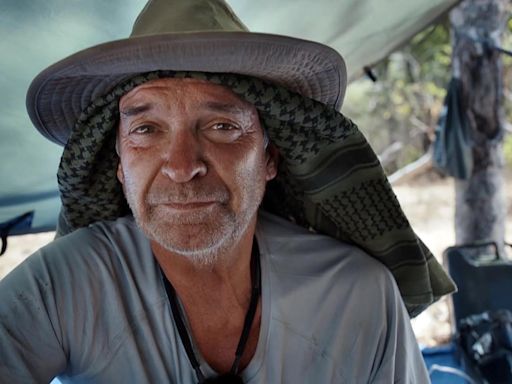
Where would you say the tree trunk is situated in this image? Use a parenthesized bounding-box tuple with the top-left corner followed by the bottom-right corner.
(450, 0, 508, 256)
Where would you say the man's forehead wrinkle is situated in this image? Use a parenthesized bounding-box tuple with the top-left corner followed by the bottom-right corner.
(200, 101, 252, 116)
(122, 76, 248, 103)
(119, 80, 257, 119)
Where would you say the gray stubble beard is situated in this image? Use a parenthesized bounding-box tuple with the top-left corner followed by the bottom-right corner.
(124, 184, 262, 268)
(139, 205, 257, 267)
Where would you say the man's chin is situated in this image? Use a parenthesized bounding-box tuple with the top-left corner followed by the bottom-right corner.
(140, 220, 238, 265)
(129, 201, 258, 265)
(160, 242, 224, 267)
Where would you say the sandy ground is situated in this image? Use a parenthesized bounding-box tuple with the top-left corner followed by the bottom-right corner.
(395, 173, 512, 346)
(0, 232, 55, 278)
(1, 173, 511, 346)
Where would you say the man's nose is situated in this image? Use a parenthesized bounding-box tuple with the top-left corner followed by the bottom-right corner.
(160, 130, 207, 183)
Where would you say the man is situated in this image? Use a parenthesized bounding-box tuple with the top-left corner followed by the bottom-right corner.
(0, 0, 455, 382)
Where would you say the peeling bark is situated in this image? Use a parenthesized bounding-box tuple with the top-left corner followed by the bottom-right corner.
(450, 0, 508, 254)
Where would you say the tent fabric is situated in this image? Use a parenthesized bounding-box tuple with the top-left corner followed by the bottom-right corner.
(0, 0, 459, 235)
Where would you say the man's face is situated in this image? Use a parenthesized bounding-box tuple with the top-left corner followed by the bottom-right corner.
(116, 77, 277, 264)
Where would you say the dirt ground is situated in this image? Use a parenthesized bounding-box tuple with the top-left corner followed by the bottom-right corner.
(1, 171, 511, 347)
(395, 171, 512, 346)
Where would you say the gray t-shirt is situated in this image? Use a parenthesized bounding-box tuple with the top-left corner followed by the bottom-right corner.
(0, 212, 429, 383)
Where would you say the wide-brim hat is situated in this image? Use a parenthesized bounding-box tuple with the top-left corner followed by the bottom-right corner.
(27, 0, 347, 146)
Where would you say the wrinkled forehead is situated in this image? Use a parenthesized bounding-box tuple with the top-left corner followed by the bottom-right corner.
(118, 77, 259, 117)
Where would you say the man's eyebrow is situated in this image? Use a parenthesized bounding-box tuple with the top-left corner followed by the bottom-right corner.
(200, 101, 247, 115)
(119, 103, 154, 117)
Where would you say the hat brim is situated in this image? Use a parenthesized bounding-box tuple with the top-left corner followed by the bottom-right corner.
(26, 31, 346, 146)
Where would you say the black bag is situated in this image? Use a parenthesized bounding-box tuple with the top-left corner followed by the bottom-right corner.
(433, 77, 473, 179)
(457, 310, 512, 383)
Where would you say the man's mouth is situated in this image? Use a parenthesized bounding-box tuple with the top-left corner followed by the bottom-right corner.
(157, 201, 220, 211)
(151, 200, 226, 216)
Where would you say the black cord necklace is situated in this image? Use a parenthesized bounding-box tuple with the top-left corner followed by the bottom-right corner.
(162, 240, 261, 384)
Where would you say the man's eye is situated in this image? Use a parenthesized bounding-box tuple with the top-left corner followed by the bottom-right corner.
(203, 122, 243, 143)
(211, 122, 239, 131)
(130, 125, 155, 134)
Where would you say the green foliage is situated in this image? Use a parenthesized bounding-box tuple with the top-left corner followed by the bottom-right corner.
(343, 21, 452, 174)
(504, 134, 512, 167)
(344, 11, 512, 175)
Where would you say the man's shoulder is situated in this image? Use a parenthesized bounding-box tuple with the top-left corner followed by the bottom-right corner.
(52, 215, 142, 250)
(256, 210, 393, 285)
(27, 215, 149, 276)
(256, 212, 409, 369)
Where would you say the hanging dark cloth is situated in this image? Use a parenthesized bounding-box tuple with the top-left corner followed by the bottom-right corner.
(0, 211, 34, 256)
(433, 78, 473, 180)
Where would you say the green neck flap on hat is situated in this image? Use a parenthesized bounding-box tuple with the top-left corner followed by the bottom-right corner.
(57, 71, 456, 317)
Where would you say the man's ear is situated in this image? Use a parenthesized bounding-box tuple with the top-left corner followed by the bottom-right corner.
(115, 132, 125, 185)
(265, 143, 279, 181)
(117, 160, 125, 185)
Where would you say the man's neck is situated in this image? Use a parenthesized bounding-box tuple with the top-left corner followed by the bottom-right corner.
(151, 221, 261, 373)
(151, 220, 257, 308)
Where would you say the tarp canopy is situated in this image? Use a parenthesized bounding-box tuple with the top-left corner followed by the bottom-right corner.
(0, 0, 458, 236)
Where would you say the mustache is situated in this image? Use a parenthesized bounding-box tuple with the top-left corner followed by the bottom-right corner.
(145, 185, 230, 204)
